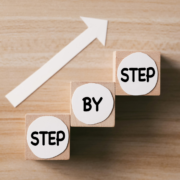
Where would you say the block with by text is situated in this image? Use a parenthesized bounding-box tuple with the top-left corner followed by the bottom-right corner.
(70, 82, 115, 127)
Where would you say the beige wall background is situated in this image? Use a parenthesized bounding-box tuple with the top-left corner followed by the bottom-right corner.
(0, 0, 180, 179)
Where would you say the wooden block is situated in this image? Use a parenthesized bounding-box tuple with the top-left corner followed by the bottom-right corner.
(25, 113, 70, 160)
(71, 82, 115, 127)
(113, 51, 161, 96)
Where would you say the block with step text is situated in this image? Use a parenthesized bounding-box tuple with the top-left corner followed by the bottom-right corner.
(71, 82, 115, 127)
(113, 51, 161, 96)
(25, 113, 70, 160)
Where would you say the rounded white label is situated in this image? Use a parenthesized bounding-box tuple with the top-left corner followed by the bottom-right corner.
(117, 52, 158, 95)
(27, 116, 69, 159)
(72, 83, 114, 125)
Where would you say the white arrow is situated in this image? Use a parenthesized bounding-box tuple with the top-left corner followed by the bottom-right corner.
(5, 17, 108, 107)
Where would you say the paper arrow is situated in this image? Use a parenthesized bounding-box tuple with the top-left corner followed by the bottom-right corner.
(5, 17, 108, 107)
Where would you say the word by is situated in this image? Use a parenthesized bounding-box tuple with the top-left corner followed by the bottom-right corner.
(82, 97, 103, 111)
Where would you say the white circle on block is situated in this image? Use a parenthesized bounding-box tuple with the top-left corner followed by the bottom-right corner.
(27, 116, 69, 159)
(117, 52, 158, 95)
(72, 83, 114, 125)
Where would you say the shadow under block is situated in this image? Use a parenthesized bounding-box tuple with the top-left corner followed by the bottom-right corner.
(113, 51, 161, 96)
(70, 82, 115, 127)
(25, 113, 70, 160)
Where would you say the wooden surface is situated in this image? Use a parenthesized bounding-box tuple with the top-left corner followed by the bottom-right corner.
(25, 113, 70, 160)
(71, 82, 115, 127)
(0, 0, 180, 179)
(113, 51, 161, 95)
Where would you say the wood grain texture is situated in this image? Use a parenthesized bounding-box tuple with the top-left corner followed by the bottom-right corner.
(70, 82, 115, 127)
(113, 51, 161, 95)
(25, 113, 70, 160)
(0, 0, 180, 179)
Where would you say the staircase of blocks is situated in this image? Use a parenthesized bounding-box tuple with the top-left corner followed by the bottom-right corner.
(25, 50, 161, 160)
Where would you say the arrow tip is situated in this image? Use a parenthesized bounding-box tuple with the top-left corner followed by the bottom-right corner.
(80, 17, 108, 46)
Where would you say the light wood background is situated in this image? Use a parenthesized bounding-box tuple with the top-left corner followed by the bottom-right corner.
(0, 0, 180, 179)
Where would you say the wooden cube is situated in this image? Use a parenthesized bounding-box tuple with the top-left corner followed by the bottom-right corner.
(70, 82, 115, 127)
(25, 113, 70, 160)
(113, 51, 161, 96)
